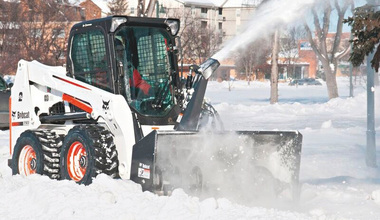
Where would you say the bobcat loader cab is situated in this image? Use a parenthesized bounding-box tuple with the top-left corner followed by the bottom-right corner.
(67, 16, 182, 130)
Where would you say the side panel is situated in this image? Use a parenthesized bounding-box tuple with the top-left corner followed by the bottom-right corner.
(130, 130, 157, 191)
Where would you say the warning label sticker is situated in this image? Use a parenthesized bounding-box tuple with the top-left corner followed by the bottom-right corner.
(138, 163, 151, 179)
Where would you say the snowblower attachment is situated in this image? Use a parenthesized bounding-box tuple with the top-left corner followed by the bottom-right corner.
(131, 130, 302, 202)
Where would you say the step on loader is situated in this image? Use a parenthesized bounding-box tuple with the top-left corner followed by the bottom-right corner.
(8, 16, 302, 202)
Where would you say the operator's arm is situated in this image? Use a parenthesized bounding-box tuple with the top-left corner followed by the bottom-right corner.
(132, 69, 151, 96)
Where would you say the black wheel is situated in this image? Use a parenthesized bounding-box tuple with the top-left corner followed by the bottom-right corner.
(60, 125, 119, 185)
(11, 130, 62, 179)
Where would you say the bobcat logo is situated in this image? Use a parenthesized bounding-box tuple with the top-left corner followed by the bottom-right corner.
(18, 92, 23, 102)
(102, 100, 110, 110)
(11, 111, 16, 118)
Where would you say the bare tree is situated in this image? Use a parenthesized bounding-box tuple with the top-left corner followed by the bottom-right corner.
(166, 7, 221, 65)
(0, 0, 22, 75)
(18, 0, 71, 65)
(0, 0, 82, 74)
(108, 0, 128, 15)
(304, 0, 354, 99)
(137, 0, 145, 17)
(270, 29, 280, 104)
(181, 23, 221, 64)
(280, 26, 306, 79)
(235, 38, 270, 84)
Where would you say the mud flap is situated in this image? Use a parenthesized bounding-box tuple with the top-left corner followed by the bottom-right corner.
(131, 130, 302, 201)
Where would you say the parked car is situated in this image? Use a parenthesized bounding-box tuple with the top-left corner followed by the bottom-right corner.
(289, 78, 322, 86)
(0, 75, 11, 129)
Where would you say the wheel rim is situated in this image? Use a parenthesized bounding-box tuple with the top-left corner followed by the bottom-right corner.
(18, 145, 37, 176)
(67, 141, 87, 182)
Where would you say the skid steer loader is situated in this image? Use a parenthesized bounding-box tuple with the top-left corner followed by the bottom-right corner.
(8, 16, 302, 201)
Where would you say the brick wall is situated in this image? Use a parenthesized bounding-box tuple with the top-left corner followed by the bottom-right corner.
(298, 42, 318, 78)
(80, 0, 101, 20)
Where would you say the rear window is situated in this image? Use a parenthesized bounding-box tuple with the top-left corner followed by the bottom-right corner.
(71, 29, 112, 92)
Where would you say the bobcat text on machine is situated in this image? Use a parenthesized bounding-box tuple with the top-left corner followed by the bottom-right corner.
(8, 16, 302, 201)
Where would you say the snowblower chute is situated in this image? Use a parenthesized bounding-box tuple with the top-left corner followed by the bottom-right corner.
(131, 130, 302, 200)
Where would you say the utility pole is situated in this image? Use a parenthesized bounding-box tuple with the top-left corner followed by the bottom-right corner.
(349, 64, 354, 97)
(366, 53, 377, 167)
(366, 0, 377, 168)
(349, 33, 354, 97)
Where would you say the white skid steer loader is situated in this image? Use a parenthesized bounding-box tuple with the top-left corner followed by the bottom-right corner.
(8, 16, 302, 201)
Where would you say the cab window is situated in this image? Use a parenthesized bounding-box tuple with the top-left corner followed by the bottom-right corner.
(114, 26, 175, 117)
(71, 29, 112, 92)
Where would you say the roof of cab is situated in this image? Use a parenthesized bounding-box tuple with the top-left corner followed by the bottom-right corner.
(71, 16, 179, 34)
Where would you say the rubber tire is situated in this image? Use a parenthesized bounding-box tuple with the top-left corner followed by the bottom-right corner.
(33, 130, 62, 179)
(11, 130, 44, 176)
(60, 125, 118, 185)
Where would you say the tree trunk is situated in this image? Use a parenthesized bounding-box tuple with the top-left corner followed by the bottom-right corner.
(246, 66, 250, 85)
(322, 61, 339, 99)
(270, 30, 279, 104)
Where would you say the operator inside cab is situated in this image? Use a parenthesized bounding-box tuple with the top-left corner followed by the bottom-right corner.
(113, 26, 176, 117)
(114, 38, 153, 100)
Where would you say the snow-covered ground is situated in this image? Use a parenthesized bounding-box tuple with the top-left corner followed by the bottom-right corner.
(0, 77, 379, 219)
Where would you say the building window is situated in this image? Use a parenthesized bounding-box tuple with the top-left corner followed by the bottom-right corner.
(201, 8, 208, 14)
(130, 7, 135, 15)
(236, 9, 241, 17)
(218, 22, 222, 30)
(218, 7, 222, 15)
(31, 29, 42, 38)
(201, 21, 207, 29)
(53, 29, 65, 39)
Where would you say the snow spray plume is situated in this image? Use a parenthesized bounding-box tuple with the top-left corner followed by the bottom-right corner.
(155, 131, 299, 208)
(212, 0, 316, 62)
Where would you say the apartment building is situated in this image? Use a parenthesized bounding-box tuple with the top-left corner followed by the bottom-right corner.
(71, 0, 263, 80)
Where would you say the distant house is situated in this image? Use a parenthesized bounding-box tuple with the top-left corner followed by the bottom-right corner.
(296, 32, 351, 79)
(80, 0, 110, 20)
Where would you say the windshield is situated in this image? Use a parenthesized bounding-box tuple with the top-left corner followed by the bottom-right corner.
(114, 26, 175, 117)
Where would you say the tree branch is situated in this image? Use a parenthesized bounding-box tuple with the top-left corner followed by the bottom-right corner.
(304, 23, 324, 61)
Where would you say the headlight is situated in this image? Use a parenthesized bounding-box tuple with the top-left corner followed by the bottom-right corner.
(111, 17, 127, 32)
(165, 19, 180, 36)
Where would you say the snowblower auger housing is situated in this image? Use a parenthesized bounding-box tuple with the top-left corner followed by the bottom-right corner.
(9, 16, 302, 201)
